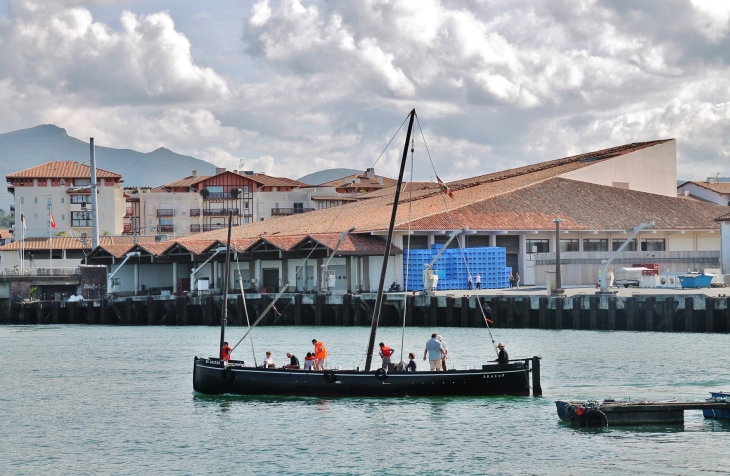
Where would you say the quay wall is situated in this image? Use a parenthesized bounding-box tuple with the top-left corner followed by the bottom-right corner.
(2, 293, 729, 334)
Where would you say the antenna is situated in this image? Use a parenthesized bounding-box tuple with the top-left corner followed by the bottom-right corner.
(238, 158, 245, 170)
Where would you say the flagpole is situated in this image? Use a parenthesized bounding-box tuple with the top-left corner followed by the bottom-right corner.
(19, 203, 23, 275)
(49, 204, 53, 273)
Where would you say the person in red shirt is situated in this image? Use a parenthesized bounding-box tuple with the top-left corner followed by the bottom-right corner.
(379, 342, 393, 370)
(221, 341, 232, 361)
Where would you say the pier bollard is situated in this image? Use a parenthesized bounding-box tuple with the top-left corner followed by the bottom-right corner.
(646, 297, 655, 332)
(608, 297, 616, 331)
(343, 294, 351, 326)
(485, 296, 499, 325)
(446, 296, 454, 327)
(507, 297, 515, 328)
(205, 296, 214, 326)
(538, 296, 548, 329)
(69, 301, 78, 324)
(532, 357, 542, 397)
(407, 295, 415, 327)
(353, 296, 361, 325)
(589, 296, 598, 330)
(147, 296, 155, 325)
(684, 296, 694, 332)
(295, 294, 302, 325)
(664, 297, 674, 332)
(555, 297, 563, 330)
(573, 297, 581, 330)
(461, 296, 469, 327)
(522, 297, 531, 328)
(125, 298, 133, 325)
(315, 294, 324, 326)
(430, 296, 438, 327)
(706, 297, 714, 333)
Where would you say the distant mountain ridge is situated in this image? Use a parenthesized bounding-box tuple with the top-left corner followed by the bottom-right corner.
(297, 168, 363, 185)
(0, 124, 217, 207)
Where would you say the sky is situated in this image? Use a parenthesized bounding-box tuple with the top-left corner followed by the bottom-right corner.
(1, 0, 730, 182)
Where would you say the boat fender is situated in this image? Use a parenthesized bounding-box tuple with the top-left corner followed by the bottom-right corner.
(323, 371, 337, 383)
(581, 409, 608, 427)
(221, 368, 236, 382)
(375, 368, 388, 380)
(575, 406, 587, 416)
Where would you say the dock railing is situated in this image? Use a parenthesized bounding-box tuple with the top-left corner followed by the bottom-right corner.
(2, 267, 80, 277)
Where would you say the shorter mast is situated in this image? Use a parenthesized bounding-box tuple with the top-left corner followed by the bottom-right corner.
(364, 109, 415, 372)
(219, 211, 233, 357)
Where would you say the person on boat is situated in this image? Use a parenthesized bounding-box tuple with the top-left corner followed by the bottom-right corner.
(475, 273, 482, 290)
(283, 352, 300, 369)
(493, 343, 509, 364)
(423, 333, 445, 371)
(220, 341, 232, 361)
(304, 352, 316, 370)
(467, 275, 473, 290)
(437, 335, 448, 371)
(407, 352, 417, 372)
(263, 351, 276, 368)
(312, 339, 328, 370)
(379, 342, 393, 369)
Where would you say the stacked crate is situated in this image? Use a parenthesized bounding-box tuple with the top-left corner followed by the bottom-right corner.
(402, 246, 510, 291)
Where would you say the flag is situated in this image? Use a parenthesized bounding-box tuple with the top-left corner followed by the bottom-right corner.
(21, 213, 26, 238)
(50, 213, 57, 229)
(436, 175, 454, 198)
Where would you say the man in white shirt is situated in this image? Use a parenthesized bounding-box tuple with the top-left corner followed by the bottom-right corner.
(437, 335, 448, 372)
(475, 273, 482, 290)
(423, 333, 445, 371)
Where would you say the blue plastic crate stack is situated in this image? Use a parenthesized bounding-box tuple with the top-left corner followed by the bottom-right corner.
(402, 246, 511, 291)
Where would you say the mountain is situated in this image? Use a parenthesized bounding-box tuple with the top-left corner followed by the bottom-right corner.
(297, 168, 363, 185)
(0, 124, 217, 207)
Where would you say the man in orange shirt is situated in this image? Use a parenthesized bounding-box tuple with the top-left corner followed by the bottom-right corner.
(312, 339, 328, 370)
(221, 341, 233, 361)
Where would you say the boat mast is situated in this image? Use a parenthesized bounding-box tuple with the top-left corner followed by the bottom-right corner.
(364, 109, 415, 372)
(219, 211, 233, 357)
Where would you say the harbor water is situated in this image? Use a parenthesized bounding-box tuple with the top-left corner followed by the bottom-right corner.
(1, 326, 729, 475)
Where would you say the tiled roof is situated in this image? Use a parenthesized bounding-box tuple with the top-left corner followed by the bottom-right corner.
(0, 235, 154, 251)
(355, 182, 439, 200)
(98, 244, 135, 259)
(161, 175, 212, 189)
(310, 196, 357, 201)
(248, 174, 308, 188)
(260, 235, 308, 251)
(680, 181, 730, 195)
(7, 161, 122, 179)
(0, 229, 12, 240)
(308, 233, 401, 254)
(317, 171, 398, 189)
(715, 211, 730, 222)
(137, 241, 176, 256)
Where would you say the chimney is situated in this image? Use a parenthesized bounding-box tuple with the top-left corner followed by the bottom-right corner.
(192, 170, 197, 177)
(366, 167, 375, 180)
(233, 170, 238, 175)
(378, 176, 383, 185)
(684, 190, 690, 196)
(215, 167, 226, 175)
(707, 177, 716, 184)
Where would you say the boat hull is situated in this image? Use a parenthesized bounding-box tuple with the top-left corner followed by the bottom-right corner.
(703, 392, 730, 420)
(193, 357, 532, 397)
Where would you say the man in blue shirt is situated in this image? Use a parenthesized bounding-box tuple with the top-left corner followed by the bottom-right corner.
(423, 333, 445, 371)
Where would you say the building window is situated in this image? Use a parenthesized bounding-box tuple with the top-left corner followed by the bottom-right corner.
(243, 186, 249, 193)
(101, 213, 106, 222)
(612, 239, 637, 251)
(559, 239, 579, 252)
(71, 211, 92, 227)
(294, 202, 303, 210)
(583, 239, 608, 252)
(526, 239, 549, 253)
(33, 214, 38, 221)
(61, 198, 65, 204)
(244, 202, 249, 209)
(47, 197, 52, 209)
(100, 196, 105, 204)
(60, 179, 65, 185)
(642, 239, 665, 251)
(275, 202, 280, 209)
(244, 217, 249, 224)
(20, 197, 24, 205)
(34, 197, 38, 204)
(71, 194, 91, 204)
(61, 214, 65, 221)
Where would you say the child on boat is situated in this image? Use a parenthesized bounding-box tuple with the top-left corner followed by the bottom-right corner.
(407, 352, 417, 372)
(304, 352, 316, 370)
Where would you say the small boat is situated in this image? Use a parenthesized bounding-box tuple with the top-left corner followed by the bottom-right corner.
(193, 109, 542, 398)
(678, 273, 713, 289)
(703, 392, 730, 420)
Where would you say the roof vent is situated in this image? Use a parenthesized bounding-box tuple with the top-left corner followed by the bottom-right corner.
(707, 177, 716, 184)
(215, 167, 226, 175)
(366, 167, 375, 180)
(192, 170, 197, 177)
(684, 190, 690, 196)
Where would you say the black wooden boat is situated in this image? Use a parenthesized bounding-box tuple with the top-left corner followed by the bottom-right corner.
(192, 109, 542, 398)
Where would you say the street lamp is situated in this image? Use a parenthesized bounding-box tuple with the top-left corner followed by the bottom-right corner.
(552, 218, 564, 296)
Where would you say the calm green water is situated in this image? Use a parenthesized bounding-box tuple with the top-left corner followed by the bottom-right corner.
(1, 325, 729, 475)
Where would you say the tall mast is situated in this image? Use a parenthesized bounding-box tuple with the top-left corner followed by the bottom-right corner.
(219, 211, 233, 356)
(89, 138, 99, 249)
(364, 109, 415, 372)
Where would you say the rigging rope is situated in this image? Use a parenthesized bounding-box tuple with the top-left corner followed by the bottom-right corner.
(235, 248, 258, 366)
(371, 113, 411, 169)
(415, 113, 499, 358)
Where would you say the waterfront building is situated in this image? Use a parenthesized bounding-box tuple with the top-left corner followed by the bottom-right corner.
(678, 177, 730, 206)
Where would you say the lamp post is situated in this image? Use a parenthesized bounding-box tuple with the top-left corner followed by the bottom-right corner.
(552, 218, 564, 296)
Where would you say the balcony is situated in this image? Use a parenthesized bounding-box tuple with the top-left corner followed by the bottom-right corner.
(157, 209, 174, 217)
(204, 192, 229, 199)
(125, 207, 134, 217)
(202, 224, 225, 232)
(158, 225, 174, 233)
(203, 208, 239, 217)
(190, 209, 201, 217)
(123, 223, 133, 234)
(190, 224, 201, 233)
(271, 207, 315, 216)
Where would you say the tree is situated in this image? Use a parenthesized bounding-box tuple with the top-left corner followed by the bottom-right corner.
(229, 188, 240, 198)
(56, 231, 68, 237)
(199, 188, 210, 198)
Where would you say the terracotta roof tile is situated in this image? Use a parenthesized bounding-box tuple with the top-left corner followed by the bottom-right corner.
(7, 161, 121, 179)
(680, 181, 730, 195)
(161, 175, 212, 189)
(248, 174, 308, 188)
(0, 229, 12, 240)
(97, 244, 135, 259)
(0, 235, 153, 251)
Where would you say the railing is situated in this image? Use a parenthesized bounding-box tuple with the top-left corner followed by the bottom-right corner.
(158, 225, 174, 233)
(204, 192, 229, 199)
(157, 209, 175, 217)
(271, 207, 315, 216)
(2, 267, 79, 277)
(203, 224, 225, 232)
(204, 208, 239, 216)
(125, 207, 134, 217)
(190, 224, 201, 233)
(190, 209, 201, 217)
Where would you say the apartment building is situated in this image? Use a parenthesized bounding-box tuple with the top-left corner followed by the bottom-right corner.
(6, 161, 125, 238)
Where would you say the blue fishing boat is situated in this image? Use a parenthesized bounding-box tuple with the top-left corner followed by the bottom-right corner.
(703, 392, 730, 420)
(678, 273, 713, 289)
